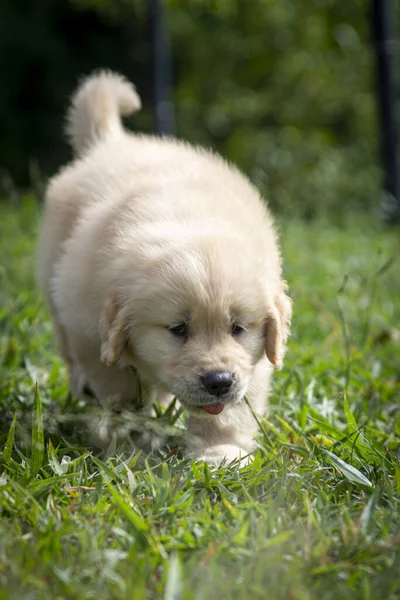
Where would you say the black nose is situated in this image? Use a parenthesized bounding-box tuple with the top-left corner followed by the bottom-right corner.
(202, 372, 233, 397)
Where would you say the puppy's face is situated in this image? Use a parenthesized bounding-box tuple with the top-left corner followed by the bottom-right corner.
(100, 243, 291, 416)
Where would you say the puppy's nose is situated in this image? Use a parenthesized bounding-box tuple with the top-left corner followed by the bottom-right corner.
(202, 372, 233, 397)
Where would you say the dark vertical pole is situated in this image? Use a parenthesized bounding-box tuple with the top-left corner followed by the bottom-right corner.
(371, 0, 400, 222)
(150, 0, 176, 136)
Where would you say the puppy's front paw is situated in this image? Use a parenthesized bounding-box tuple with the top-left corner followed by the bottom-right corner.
(197, 444, 251, 467)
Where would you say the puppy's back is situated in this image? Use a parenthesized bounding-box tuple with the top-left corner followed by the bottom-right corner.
(39, 71, 277, 314)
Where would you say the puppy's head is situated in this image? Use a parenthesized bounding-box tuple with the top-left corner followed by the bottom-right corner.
(100, 240, 291, 416)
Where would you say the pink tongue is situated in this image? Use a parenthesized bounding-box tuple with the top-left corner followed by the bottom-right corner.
(202, 403, 224, 415)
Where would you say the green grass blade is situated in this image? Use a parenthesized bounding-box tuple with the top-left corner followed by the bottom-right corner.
(105, 481, 149, 547)
(360, 486, 381, 534)
(92, 455, 121, 482)
(2, 412, 17, 463)
(164, 553, 183, 600)
(343, 394, 358, 433)
(322, 449, 373, 488)
(262, 419, 289, 443)
(31, 382, 44, 474)
(47, 439, 64, 476)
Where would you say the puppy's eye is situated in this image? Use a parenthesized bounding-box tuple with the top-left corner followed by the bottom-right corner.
(231, 323, 245, 336)
(168, 323, 188, 338)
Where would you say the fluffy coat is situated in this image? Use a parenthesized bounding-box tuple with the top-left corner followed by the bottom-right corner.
(38, 71, 292, 464)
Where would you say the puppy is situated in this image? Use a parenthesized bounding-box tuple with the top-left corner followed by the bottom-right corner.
(39, 71, 292, 465)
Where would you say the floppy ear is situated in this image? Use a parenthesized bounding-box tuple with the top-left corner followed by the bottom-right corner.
(100, 293, 131, 367)
(265, 282, 292, 369)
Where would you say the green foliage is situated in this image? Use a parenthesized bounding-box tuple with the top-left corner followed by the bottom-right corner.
(166, 0, 380, 216)
(0, 0, 381, 216)
(1, 198, 400, 599)
(31, 382, 44, 474)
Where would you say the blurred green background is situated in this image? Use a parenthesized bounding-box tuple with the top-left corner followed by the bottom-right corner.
(0, 0, 381, 217)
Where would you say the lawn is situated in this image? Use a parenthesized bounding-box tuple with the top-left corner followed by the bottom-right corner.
(0, 196, 399, 600)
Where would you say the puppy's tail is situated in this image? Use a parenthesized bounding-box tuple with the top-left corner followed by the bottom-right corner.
(66, 70, 142, 157)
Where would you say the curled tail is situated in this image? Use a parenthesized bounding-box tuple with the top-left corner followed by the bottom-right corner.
(66, 70, 141, 157)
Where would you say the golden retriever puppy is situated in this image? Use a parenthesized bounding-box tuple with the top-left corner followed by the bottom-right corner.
(39, 71, 291, 465)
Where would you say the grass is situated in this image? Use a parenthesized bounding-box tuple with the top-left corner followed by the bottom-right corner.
(0, 196, 400, 600)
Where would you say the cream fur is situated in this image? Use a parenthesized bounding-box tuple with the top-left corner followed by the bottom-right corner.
(38, 70, 292, 465)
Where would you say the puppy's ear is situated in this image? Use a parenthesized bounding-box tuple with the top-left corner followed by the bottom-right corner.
(100, 293, 131, 366)
(265, 282, 292, 369)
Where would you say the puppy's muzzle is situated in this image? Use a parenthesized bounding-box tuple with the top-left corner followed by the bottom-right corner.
(202, 371, 234, 398)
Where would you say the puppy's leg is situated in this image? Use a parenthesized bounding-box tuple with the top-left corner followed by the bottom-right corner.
(186, 359, 272, 465)
(45, 300, 88, 397)
(65, 333, 141, 408)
